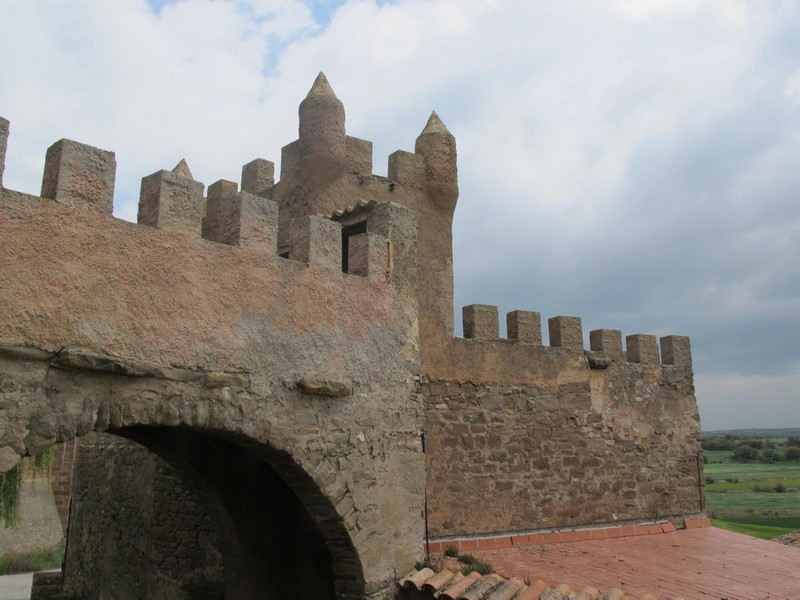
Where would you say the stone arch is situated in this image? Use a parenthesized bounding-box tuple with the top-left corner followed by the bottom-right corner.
(67, 426, 360, 599)
(0, 351, 380, 599)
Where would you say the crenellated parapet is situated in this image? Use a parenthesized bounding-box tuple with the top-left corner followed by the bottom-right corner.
(424, 303, 700, 540)
(202, 179, 277, 248)
(241, 158, 274, 198)
(0, 116, 411, 289)
(459, 303, 692, 368)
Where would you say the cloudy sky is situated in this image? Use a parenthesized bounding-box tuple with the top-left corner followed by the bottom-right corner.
(1, 0, 798, 430)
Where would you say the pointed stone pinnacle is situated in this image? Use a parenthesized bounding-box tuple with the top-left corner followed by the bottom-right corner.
(420, 111, 451, 136)
(306, 72, 338, 100)
(172, 159, 194, 180)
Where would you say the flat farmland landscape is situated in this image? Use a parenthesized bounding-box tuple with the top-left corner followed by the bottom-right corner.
(703, 430, 800, 540)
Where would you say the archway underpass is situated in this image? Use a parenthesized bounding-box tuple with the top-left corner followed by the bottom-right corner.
(63, 426, 362, 600)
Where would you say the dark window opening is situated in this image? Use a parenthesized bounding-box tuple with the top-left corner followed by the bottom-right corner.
(341, 221, 367, 273)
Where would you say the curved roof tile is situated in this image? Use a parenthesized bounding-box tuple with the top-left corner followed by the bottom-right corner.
(398, 568, 686, 600)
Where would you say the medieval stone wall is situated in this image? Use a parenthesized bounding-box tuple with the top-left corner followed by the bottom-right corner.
(423, 317, 703, 538)
(0, 75, 427, 597)
(0, 71, 705, 597)
(64, 433, 224, 600)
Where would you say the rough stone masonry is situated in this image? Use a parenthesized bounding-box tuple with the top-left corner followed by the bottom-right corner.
(0, 73, 703, 599)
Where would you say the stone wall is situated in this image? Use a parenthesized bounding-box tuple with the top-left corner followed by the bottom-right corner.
(423, 334, 703, 538)
(49, 440, 76, 530)
(64, 433, 224, 600)
(65, 434, 155, 599)
(0, 84, 425, 596)
(64, 430, 351, 600)
(0, 70, 705, 597)
(0, 441, 73, 556)
(0, 477, 62, 554)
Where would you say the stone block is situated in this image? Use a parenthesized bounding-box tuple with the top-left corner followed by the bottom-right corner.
(661, 335, 692, 367)
(548, 316, 583, 349)
(238, 191, 278, 250)
(355, 202, 417, 289)
(202, 179, 239, 245)
(41, 139, 116, 212)
(506, 310, 541, 344)
(347, 232, 387, 278)
(463, 304, 499, 339)
(138, 169, 204, 231)
(241, 158, 274, 197)
(280, 140, 300, 180)
(589, 329, 623, 359)
(626, 334, 659, 364)
(203, 180, 276, 250)
(0, 117, 8, 189)
(346, 136, 372, 175)
(387, 150, 425, 188)
(288, 216, 341, 270)
(364, 201, 417, 240)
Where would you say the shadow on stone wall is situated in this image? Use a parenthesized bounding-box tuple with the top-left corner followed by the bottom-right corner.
(64, 429, 343, 600)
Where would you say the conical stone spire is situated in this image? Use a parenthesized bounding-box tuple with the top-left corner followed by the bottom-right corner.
(419, 111, 451, 137)
(305, 72, 338, 101)
(172, 159, 194, 180)
(299, 72, 346, 156)
(415, 111, 457, 202)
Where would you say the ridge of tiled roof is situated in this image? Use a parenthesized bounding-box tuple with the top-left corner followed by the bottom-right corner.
(398, 565, 686, 600)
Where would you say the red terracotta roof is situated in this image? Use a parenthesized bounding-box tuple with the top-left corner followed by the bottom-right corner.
(402, 524, 800, 600)
(400, 566, 666, 600)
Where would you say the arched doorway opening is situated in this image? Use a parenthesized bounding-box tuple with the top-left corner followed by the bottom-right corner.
(61, 426, 364, 600)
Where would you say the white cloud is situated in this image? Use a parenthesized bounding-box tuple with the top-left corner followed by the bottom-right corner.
(0, 0, 315, 219)
(785, 69, 800, 103)
(607, 0, 747, 25)
(697, 366, 800, 430)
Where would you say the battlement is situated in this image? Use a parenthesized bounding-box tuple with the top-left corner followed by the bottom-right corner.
(460, 303, 692, 368)
(0, 74, 456, 331)
(0, 119, 412, 283)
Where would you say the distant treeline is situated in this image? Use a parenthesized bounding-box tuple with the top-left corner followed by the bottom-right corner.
(703, 428, 800, 439)
(702, 434, 800, 463)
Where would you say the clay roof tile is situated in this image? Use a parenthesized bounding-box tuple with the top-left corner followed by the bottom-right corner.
(404, 567, 435, 590)
(516, 579, 548, 600)
(399, 568, 663, 600)
(460, 574, 504, 600)
(423, 569, 457, 593)
(484, 576, 525, 600)
(438, 571, 482, 600)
